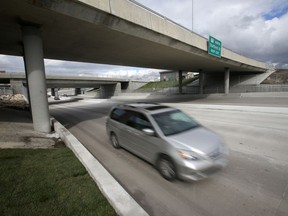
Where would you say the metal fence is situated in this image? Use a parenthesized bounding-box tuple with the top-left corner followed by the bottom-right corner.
(230, 85, 288, 93)
(0, 87, 13, 95)
(135, 84, 288, 95)
(135, 86, 224, 95)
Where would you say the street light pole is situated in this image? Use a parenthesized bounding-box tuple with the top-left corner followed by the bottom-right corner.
(192, 0, 194, 31)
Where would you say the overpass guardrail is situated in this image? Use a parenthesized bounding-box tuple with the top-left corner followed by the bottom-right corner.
(134, 84, 288, 95)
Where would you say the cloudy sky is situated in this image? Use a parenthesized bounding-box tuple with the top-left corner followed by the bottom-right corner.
(1, 0, 288, 80)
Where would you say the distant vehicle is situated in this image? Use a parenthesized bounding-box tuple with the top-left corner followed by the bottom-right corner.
(106, 103, 228, 181)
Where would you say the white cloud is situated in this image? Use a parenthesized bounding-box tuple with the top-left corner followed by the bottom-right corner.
(105, 69, 161, 80)
(0, 55, 10, 65)
(44, 59, 64, 67)
(192, 0, 288, 66)
(0, 55, 24, 72)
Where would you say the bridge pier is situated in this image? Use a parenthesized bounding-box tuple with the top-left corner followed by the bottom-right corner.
(75, 88, 82, 95)
(178, 70, 183, 94)
(10, 80, 24, 94)
(225, 68, 230, 94)
(100, 83, 121, 98)
(199, 70, 205, 94)
(51, 88, 56, 96)
(22, 25, 51, 133)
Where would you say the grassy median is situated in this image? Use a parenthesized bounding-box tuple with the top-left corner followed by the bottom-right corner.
(0, 148, 117, 216)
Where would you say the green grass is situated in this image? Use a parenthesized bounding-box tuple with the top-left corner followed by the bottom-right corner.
(0, 148, 117, 216)
(140, 77, 198, 90)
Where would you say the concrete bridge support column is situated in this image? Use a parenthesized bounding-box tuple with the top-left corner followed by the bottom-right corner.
(225, 68, 230, 94)
(22, 25, 51, 133)
(10, 80, 24, 94)
(199, 71, 205, 94)
(100, 83, 121, 98)
(51, 88, 55, 96)
(121, 81, 131, 93)
(54, 88, 60, 100)
(10, 80, 29, 104)
(75, 88, 81, 95)
(178, 70, 183, 94)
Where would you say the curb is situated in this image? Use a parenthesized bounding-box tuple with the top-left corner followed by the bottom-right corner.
(51, 118, 149, 216)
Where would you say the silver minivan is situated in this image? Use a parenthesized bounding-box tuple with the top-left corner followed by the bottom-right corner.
(106, 103, 228, 181)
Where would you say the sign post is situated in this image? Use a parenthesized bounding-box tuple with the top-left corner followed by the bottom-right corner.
(208, 36, 222, 58)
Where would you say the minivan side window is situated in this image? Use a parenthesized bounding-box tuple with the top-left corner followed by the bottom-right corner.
(110, 108, 127, 123)
(126, 111, 152, 131)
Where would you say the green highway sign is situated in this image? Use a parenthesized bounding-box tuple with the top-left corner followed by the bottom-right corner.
(208, 36, 222, 58)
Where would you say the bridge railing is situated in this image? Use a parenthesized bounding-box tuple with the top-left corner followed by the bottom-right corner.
(128, 0, 206, 40)
(0, 87, 13, 95)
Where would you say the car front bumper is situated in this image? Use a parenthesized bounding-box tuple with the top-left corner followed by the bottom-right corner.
(177, 157, 228, 181)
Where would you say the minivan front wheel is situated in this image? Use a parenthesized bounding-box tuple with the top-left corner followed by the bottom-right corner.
(157, 156, 177, 181)
(110, 133, 120, 149)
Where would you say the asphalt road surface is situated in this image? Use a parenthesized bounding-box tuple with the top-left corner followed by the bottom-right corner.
(50, 99, 288, 216)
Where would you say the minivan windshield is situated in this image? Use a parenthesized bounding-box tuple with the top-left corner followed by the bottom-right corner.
(152, 109, 199, 136)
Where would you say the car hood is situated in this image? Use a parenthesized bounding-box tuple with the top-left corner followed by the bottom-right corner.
(166, 126, 222, 154)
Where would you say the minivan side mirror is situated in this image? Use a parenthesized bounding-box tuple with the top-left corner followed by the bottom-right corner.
(142, 128, 155, 136)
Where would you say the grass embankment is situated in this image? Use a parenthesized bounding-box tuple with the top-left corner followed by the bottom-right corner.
(0, 148, 116, 216)
(140, 77, 198, 90)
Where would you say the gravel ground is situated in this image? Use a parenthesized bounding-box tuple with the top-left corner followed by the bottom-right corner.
(0, 105, 63, 149)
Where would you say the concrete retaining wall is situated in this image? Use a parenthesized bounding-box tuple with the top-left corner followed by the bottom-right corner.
(123, 81, 148, 92)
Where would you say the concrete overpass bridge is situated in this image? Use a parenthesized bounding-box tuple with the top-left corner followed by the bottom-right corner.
(0, 0, 273, 132)
(0, 73, 146, 98)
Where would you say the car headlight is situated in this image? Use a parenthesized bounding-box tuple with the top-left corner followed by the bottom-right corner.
(178, 150, 198, 161)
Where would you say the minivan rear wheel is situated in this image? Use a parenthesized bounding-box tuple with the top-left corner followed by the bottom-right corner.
(110, 133, 120, 149)
(157, 156, 177, 181)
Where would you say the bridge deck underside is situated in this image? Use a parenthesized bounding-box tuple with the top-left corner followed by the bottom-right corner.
(0, 0, 266, 73)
